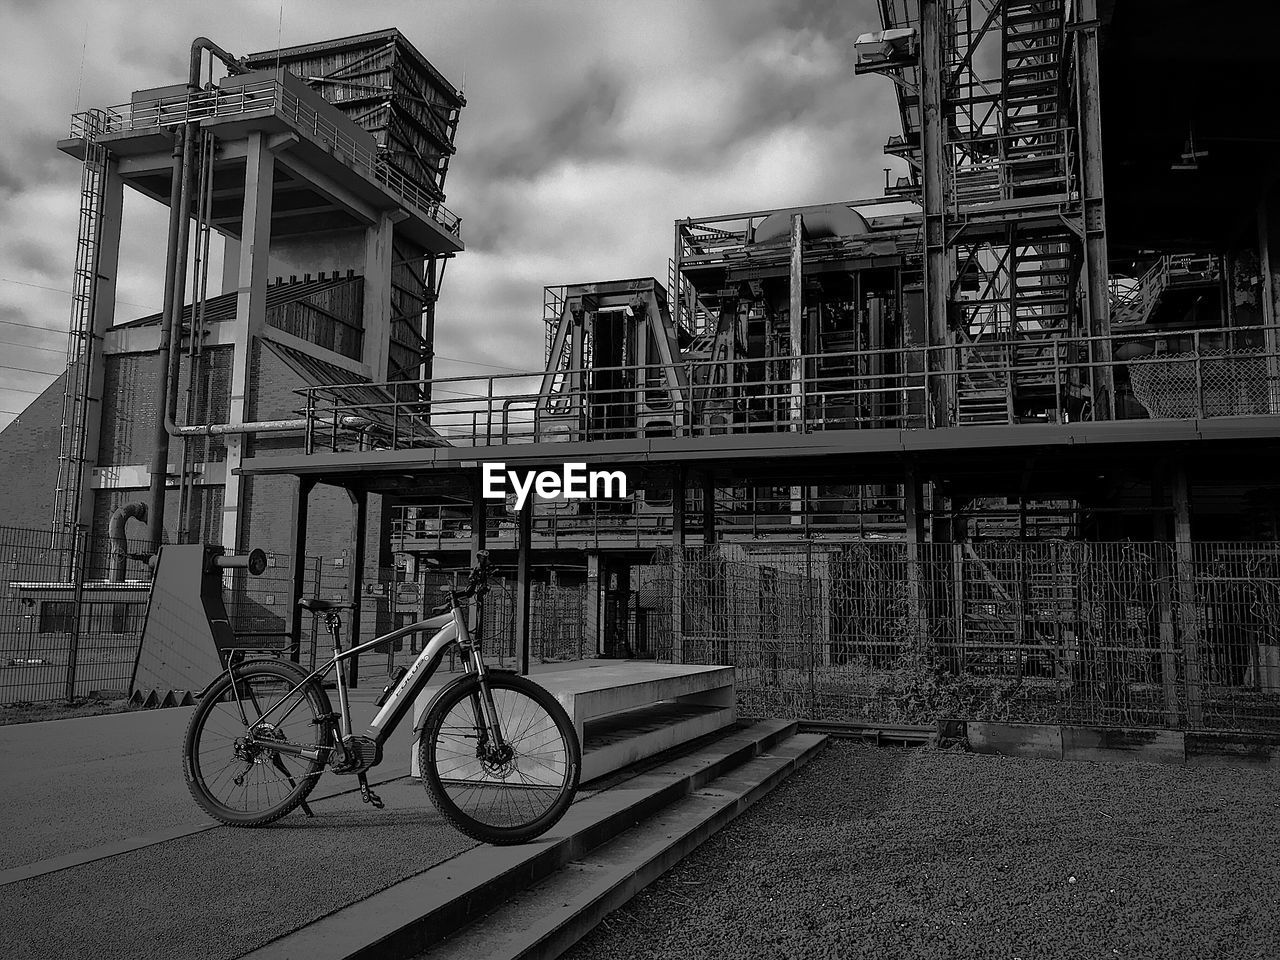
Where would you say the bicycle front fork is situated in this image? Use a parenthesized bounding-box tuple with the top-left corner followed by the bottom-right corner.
(457, 618, 508, 754)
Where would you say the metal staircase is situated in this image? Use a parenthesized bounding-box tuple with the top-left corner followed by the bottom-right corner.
(1001, 0, 1068, 199)
(52, 110, 110, 537)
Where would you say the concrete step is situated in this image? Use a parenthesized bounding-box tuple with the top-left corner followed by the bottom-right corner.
(239, 719, 799, 960)
(422, 733, 829, 960)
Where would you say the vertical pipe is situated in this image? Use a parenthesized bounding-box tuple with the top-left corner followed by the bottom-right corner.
(146, 127, 193, 551)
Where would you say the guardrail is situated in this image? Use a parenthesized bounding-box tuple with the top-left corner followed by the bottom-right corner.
(297, 324, 1280, 453)
(69, 79, 461, 238)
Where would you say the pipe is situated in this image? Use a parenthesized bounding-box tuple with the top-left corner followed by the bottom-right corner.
(189, 37, 248, 85)
(148, 38, 250, 550)
(109, 502, 148, 582)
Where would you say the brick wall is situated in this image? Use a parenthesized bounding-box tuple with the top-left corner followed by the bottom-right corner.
(0, 372, 67, 529)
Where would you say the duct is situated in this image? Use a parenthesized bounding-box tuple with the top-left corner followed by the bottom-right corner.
(109, 501, 149, 582)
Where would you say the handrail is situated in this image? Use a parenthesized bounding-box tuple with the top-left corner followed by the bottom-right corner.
(69, 80, 461, 238)
(295, 324, 1280, 451)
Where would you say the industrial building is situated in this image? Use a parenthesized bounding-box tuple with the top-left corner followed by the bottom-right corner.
(4, 3, 1280, 733)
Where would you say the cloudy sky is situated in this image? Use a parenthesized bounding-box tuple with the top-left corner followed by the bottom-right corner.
(0, 0, 902, 430)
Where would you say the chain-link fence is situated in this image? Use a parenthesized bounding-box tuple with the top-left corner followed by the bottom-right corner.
(647, 540, 1280, 733)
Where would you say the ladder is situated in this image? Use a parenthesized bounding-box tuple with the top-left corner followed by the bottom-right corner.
(52, 111, 110, 538)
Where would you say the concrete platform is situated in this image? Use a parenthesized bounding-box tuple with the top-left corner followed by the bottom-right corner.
(411, 662, 737, 782)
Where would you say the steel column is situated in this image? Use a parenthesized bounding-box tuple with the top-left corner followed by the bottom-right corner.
(671, 466, 686, 664)
(221, 131, 275, 550)
(289, 477, 315, 663)
(346, 487, 367, 688)
(1172, 464, 1203, 727)
(470, 479, 487, 647)
(920, 0, 952, 423)
(515, 499, 533, 675)
(1076, 0, 1114, 417)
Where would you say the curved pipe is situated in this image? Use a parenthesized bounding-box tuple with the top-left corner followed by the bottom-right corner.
(109, 501, 149, 582)
(189, 37, 248, 86)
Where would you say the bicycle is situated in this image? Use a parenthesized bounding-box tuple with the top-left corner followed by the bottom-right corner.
(181, 551, 581, 844)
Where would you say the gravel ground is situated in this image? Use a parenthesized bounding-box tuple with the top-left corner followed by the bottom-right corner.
(0, 696, 134, 725)
(566, 742, 1280, 960)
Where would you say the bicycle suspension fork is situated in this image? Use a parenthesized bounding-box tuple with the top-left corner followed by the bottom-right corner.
(455, 609, 508, 752)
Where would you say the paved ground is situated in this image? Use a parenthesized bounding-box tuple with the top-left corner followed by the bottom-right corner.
(0, 658, 609, 958)
(567, 741, 1280, 960)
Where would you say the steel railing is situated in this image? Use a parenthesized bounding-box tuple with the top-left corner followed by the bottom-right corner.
(69, 79, 461, 238)
(296, 324, 1280, 454)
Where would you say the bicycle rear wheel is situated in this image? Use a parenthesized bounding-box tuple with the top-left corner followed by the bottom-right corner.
(183, 659, 332, 827)
(419, 672, 580, 845)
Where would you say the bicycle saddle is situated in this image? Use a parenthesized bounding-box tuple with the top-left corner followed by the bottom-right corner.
(297, 597, 355, 612)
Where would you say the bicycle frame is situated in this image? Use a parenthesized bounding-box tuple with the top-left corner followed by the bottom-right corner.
(235, 600, 494, 763)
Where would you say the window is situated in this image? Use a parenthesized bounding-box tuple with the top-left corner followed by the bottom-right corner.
(38, 601, 75, 634)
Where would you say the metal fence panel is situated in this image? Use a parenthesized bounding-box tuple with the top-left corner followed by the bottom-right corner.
(654, 540, 1280, 733)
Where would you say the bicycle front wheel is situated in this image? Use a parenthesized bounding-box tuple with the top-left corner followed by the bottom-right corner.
(183, 659, 332, 827)
(419, 672, 580, 845)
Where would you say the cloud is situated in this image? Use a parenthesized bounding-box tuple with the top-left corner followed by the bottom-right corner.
(0, 0, 900, 432)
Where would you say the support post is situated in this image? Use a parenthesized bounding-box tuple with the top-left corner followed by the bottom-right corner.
(1256, 189, 1280, 412)
(1151, 464, 1181, 725)
(1172, 464, 1203, 727)
(585, 551, 602, 656)
(671, 467, 686, 664)
(904, 464, 929, 660)
(702, 473, 716, 546)
(289, 477, 314, 663)
(346, 487, 367, 688)
(1076, 0, 1114, 418)
(516, 499, 533, 675)
(362, 214, 394, 380)
(470, 480, 487, 647)
(789, 213, 805, 429)
(920, 0, 952, 424)
(221, 131, 274, 550)
(790, 215, 805, 518)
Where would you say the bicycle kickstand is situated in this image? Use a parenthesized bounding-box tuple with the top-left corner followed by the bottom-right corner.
(358, 773, 384, 810)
